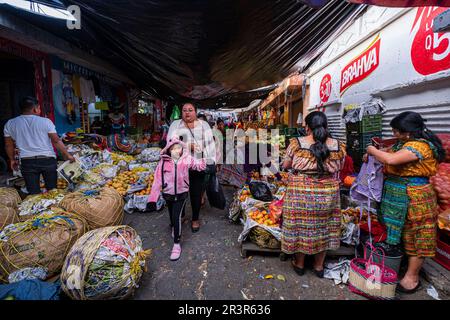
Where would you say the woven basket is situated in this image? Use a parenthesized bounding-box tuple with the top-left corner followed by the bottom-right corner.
(0, 188, 22, 208)
(0, 205, 19, 231)
(60, 187, 124, 229)
(249, 227, 281, 249)
(348, 243, 398, 300)
(61, 225, 151, 300)
(0, 210, 88, 283)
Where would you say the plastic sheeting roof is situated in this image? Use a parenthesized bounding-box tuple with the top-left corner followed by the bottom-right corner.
(5, 0, 367, 108)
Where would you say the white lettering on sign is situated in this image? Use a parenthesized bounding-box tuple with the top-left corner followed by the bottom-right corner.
(340, 35, 381, 94)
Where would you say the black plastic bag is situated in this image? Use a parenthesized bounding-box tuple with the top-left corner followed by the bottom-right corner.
(206, 174, 226, 210)
(249, 181, 273, 202)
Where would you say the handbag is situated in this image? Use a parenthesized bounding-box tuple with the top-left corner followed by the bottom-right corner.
(348, 242, 398, 300)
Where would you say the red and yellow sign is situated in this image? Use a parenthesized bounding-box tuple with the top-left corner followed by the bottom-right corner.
(340, 35, 381, 94)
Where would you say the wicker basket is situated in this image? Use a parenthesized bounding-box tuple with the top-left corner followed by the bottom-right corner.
(348, 243, 398, 300)
(249, 227, 281, 249)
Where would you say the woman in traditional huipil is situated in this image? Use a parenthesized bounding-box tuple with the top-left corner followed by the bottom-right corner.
(282, 111, 346, 277)
(367, 111, 445, 293)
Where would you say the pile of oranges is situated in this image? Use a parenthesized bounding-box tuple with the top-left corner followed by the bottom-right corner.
(248, 208, 279, 227)
(239, 186, 251, 202)
(134, 174, 155, 196)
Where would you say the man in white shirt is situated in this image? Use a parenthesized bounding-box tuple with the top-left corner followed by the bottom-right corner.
(4, 97, 74, 194)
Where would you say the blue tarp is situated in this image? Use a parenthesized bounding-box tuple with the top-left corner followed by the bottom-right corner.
(0, 279, 61, 300)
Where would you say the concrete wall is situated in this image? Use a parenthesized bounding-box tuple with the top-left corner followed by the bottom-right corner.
(307, 6, 450, 136)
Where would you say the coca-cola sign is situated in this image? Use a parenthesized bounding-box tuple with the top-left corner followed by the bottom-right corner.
(319, 73, 332, 104)
(340, 35, 381, 94)
(411, 7, 450, 76)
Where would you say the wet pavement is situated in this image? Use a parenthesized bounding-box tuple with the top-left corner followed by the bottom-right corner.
(124, 186, 448, 300)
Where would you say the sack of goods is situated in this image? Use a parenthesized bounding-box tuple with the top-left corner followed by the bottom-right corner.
(59, 187, 124, 229)
(135, 148, 161, 163)
(0, 188, 22, 208)
(61, 226, 151, 300)
(0, 188, 21, 231)
(18, 190, 66, 221)
(0, 210, 88, 283)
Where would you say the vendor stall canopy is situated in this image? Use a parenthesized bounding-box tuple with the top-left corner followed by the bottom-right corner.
(4, 0, 448, 108)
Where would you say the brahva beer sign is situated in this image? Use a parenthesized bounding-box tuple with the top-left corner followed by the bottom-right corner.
(340, 35, 381, 95)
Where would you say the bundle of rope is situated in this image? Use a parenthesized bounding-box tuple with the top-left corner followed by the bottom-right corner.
(61, 225, 151, 300)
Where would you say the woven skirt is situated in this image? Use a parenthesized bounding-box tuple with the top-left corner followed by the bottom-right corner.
(281, 174, 341, 255)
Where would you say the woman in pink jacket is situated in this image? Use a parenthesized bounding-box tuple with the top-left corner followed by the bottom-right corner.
(148, 138, 206, 261)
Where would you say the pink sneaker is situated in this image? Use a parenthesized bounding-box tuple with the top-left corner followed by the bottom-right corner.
(170, 244, 181, 261)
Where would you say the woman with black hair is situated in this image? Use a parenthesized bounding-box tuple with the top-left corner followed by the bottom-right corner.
(167, 102, 216, 232)
(366, 111, 445, 294)
(281, 111, 346, 277)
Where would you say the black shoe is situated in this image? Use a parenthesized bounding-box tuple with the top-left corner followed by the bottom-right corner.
(313, 269, 324, 279)
(291, 261, 305, 276)
(396, 281, 421, 294)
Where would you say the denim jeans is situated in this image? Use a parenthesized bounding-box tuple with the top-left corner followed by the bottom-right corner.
(20, 158, 57, 194)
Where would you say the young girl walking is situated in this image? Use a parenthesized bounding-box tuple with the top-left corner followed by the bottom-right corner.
(148, 138, 206, 261)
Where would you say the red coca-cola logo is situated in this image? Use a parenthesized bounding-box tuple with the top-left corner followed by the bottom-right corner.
(411, 7, 450, 75)
(319, 73, 332, 104)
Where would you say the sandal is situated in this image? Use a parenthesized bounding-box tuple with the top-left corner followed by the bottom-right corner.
(291, 260, 305, 276)
(170, 244, 182, 261)
(313, 269, 324, 279)
(396, 281, 421, 294)
(191, 221, 200, 233)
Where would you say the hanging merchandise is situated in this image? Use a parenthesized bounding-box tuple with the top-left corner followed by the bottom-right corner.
(62, 74, 77, 124)
(79, 77, 96, 104)
(170, 105, 181, 121)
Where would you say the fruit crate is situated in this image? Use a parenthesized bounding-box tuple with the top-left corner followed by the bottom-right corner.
(346, 132, 382, 151)
(346, 114, 383, 134)
(434, 229, 450, 271)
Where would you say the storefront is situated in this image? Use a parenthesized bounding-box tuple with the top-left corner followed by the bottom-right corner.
(307, 6, 450, 141)
(0, 37, 54, 164)
(51, 57, 132, 135)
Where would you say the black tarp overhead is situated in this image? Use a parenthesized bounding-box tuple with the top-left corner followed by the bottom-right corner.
(3, 0, 366, 108)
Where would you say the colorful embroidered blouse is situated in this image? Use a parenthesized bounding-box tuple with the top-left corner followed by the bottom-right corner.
(284, 137, 346, 174)
(384, 139, 438, 177)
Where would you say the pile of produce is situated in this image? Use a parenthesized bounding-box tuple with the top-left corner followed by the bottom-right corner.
(60, 187, 124, 229)
(438, 209, 450, 231)
(0, 188, 21, 230)
(106, 171, 139, 196)
(430, 162, 450, 213)
(18, 190, 67, 221)
(437, 134, 450, 163)
(111, 152, 135, 166)
(57, 179, 69, 190)
(0, 209, 88, 283)
(61, 226, 151, 300)
(247, 200, 282, 228)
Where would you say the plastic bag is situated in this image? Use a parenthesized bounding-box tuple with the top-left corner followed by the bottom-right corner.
(170, 105, 181, 121)
(206, 175, 226, 210)
(249, 181, 273, 202)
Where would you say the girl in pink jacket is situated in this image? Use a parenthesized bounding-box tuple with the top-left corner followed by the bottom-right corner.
(148, 138, 206, 261)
